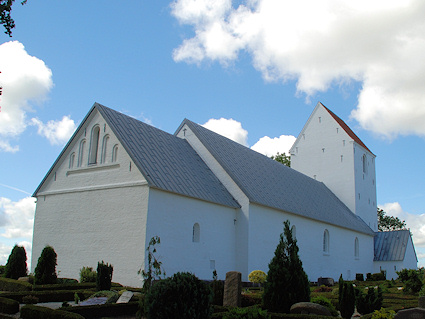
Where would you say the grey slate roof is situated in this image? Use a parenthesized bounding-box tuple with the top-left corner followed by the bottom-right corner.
(178, 119, 375, 235)
(374, 230, 414, 261)
(34, 103, 240, 209)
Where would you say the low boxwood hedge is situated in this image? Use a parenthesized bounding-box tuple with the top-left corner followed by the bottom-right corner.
(62, 301, 138, 318)
(0, 290, 93, 303)
(20, 305, 84, 319)
(0, 277, 32, 292)
(33, 281, 122, 291)
(0, 296, 19, 314)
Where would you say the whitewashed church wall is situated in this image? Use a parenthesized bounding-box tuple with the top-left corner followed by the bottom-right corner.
(176, 124, 250, 280)
(31, 184, 149, 287)
(145, 188, 237, 281)
(248, 204, 374, 281)
(37, 110, 147, 197)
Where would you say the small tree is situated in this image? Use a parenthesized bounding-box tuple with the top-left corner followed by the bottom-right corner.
(96, 261, 113, 291)
(34, 246, 57, 285)
(138, 236, 165, 292)
(263, 220, 310, 313)
(4, 245, 27, 279)
(339, 282, 355, 319)
(377, 208, 407, 231)
(356, 286, 383, 315)
(271, 152, 291, 167)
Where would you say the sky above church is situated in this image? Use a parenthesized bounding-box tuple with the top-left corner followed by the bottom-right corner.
(1, 0, 425, 271)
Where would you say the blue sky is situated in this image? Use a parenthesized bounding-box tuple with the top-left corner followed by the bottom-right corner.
(0, 0, 424, 270)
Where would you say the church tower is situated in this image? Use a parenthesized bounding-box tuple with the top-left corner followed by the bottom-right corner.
(290, 102, 377, 231)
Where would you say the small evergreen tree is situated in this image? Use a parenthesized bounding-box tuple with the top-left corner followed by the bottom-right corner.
(34, 246, 57, 285)
(4, 245, 27, 279)
(339, 282, 355, 319)
(96, 261, 113, 291)
(263, 220, 310, 313)
(356, 286, 383, 315)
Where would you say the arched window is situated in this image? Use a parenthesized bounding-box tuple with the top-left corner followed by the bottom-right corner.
(112, 144, 118, 162)
(354, 237, 359, 259)
(69, 152, 75, 169)
(362, 154, 367, 174)
(101, 135, 110, 164)
(78, 140, 86, 167)
(192, 223, 200, 243)
(89, 125, 100, 165)
(323, 229, 329, 254)
(291, 225, 296, 239)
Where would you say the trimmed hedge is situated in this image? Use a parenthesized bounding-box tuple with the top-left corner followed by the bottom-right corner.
(20, 305, 84, 319)
(0, 290, 93, 303)
(62, 301, 138, 318)
(0, 296, 19, 314)
(212, 313, 337, 319)
(0, 277, 32, 292)
(32, 282, 98, 291)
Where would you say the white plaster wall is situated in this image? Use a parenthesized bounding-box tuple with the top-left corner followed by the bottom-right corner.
(249, 204, 375, 281)
(145, 188, 237, 281)
(176, 124, 250, 280)
(32, 185, 149, 287)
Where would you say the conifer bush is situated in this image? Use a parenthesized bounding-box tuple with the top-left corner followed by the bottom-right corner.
(96, 261, 113, 291)
(356, 286, 383, 315)
(262, 220, 310, 313)
(79, 266, 97, 283)
(339, 282, 355, 319)
(4, 245, 27, 280)
(34, 246, 57, 285)
(145, 272, 212, 319)
(211, 270, 224, 306)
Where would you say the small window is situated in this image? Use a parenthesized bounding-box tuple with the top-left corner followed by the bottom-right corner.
(291, 225, 296, 239)
(101, 135, 110, 164)
(112, 144, 119, 162)
(89, 125, 100, 164)
(78, 140, 86, 167)
(323, 229, 329, 254)
(193, 223, 200, 243)
(354, 237, 359, 259)
(362, 154, 367, 174)
(69, 152, 75, 169)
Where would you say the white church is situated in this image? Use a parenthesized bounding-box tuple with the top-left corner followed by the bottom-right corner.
(31, 102, 417, 286)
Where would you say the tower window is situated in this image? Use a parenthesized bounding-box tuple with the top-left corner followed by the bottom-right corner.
(192, 223, 200, 243)
(362, 154, 368, 174)
(354, 237, 359, 259)
(323, 229, 330, 254)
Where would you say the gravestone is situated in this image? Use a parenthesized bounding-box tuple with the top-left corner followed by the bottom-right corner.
(290, 302, 332, 316)
(223, 271, 241, 307)
(79, 297, 108, 306)
(117, 291, 134, 303)
(394, 307, 425, 319)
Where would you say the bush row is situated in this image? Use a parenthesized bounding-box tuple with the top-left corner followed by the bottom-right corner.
(0, 290, 93, 303)
(62, 301, 138, 318)
(20, 305, 84, 319)
(0, 296, 19, 314)
(0, 277, 32, 292)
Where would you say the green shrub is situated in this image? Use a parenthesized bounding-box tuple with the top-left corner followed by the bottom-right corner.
(249, 270, 267, 285)
(356, 273, 364, 281)
(63, 301, 139, 318)
(1, 290, 93, 303)
(356, 287, 383, 315)
(0, 277, 32, 292)
(57, 278, 78, 284)
(263, 220, 310, 313)
(311, 296, 338, 316)
(339, 282, 355, 319)
(96, 261, 113, 291)
(22, 295, 39, 304)
(34, 246, 57, 285)
(0, 265, 5, 275)
(0, 296, 19, 314)
(4, 245, 27, 280)
(80, 266, 97, 283)
(371, 308, 395, 319)
(223, 306, 270, 319)
(396, 269, 423, 293)
(367, 272, 386, 281)
(20, 304, 85, 319)
(145, 272, 212, 319)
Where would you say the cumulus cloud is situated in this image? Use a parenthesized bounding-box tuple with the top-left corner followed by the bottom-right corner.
(0, 41, 53, 151)
(251, 135, 296, 157)
(171, 0, 425, 138)
(0, 197, 36, 240)
(31, 116, 77, 145)
(203, 118, 249, 145)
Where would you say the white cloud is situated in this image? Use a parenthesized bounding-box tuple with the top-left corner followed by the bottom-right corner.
(31, 116, 77, 145)
(202, 118, 248, 145)
(251, 135, 296, 157)
(0, 41, 53, 151)
(172, 0, 425, 138)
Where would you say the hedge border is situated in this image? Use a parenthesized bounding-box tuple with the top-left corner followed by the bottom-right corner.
(0, 277, 32, 292)
(62, 301, 139, 318)
(0, 296, 19, 314)
(20, 305, 84, 319)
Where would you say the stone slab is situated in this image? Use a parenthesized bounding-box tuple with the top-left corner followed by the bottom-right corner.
(117, 291, 134, 303)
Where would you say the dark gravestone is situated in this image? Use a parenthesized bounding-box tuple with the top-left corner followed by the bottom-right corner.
(317, 277, 334, 286)
(290, 302, 332, 316)
(394, 308, 425, 319)
(223, 271, 242, 307)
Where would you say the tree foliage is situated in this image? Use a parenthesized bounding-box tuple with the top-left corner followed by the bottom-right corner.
(4, 245, 27, 279)
(270, 152, 291, 167)
(138, 236, 165, 292)
(263, 220, 310, 313)
(0, 0, 28, 37)
(377, 208, 407, 232)
(96, 261, 113, 291)
(34, 245, 57, 285)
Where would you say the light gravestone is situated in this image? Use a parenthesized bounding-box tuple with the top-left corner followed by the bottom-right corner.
(117, 291, 134, 303)
(223, 271, 241, 307)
